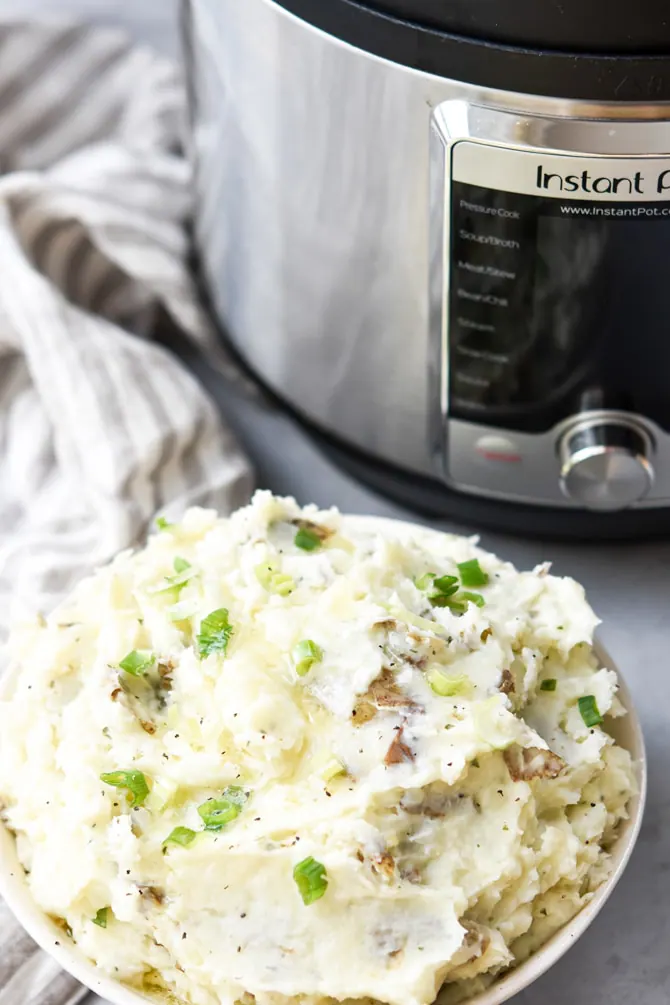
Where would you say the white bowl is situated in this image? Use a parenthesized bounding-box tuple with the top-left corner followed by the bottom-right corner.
(0, 515, 647, 1005)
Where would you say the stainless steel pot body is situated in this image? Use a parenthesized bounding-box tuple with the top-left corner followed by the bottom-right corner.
(185, 0, 670, 512)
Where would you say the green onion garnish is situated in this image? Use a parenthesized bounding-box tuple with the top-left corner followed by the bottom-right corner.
(196, 608, 233, 658)
(431, 594, 467, 612)
(165, 558, 195, 589)
(428, 572, 477, 611)
(415, 572, 436, 591)
(292, 639, 323, 677)
(433, 574, 459, 596)
(163, 827, 197, 849)
(427, 668, 469, 697)
(155, 517, 173, 531)
(427, 574, 459, 605)
(294, 527, 322, 551)
(293, 856, 328, 905)
(431, 591, 485, 612)
(458, 591, 486, 608)
(540, 679, 557, 692)
(100, 770, 150, 808)
(197, 786, 247, 831)
(255, 562, 295, 596)
(457, 559, 489, 588)
(92, 907, 109, 929)
(119, 650, 155, 677)
(320, 757, 346, 782)
(578, 695, 603, 728)
(151, 557, 196, 595)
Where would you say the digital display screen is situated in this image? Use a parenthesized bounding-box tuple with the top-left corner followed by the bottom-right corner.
(449, 181, 670, 433)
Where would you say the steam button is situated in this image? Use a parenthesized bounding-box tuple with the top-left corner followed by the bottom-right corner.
(559, 419, 653, 511)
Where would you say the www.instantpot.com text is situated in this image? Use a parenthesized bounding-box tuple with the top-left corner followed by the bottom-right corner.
(560, 203, 670, 217)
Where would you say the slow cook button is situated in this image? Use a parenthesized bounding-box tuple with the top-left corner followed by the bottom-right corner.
(474, 434, 522, 464)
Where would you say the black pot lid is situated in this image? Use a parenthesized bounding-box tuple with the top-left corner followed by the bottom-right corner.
(367, 0, 670, 53)
(276, 0, 670, 100)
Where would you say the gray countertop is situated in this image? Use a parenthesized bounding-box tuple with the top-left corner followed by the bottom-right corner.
(3, 2, 669, 1004)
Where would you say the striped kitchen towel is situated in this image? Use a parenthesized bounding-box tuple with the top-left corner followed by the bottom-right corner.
(0, 22, 253, 1005)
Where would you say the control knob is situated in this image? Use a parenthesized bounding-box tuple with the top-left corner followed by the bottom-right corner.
(559, 418, 653, 512)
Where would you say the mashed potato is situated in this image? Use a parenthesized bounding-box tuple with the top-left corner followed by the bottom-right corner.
(0, 492, 635, 1005)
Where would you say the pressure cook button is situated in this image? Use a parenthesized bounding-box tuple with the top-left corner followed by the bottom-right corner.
(559, 420, 654, 511)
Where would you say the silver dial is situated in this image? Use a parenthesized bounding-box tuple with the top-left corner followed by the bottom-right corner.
(559, 419, 654, 512)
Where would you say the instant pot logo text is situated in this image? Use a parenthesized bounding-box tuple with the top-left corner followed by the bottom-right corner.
(536, 165, 670, 195)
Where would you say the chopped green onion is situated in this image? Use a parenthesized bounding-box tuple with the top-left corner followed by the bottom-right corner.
(168, 570, 196, 590)
(196, 608, 233, 658)
(540, 679, 558, 692)
(100, 770, 150, 808)
(578, 695, 603, 728)
(165, 564, 196, 590)
(433, 575, 459, 596)
(458, 591, 486, 608)
(431, 594, 467, 612)
(457, 559, 489, 588)
(293, 856, 328, 905)
(431, 591, 485, 612)
(294, 527, 322, 551)
(155, 517, 173, 531)
(320, 757, 346, 782)
(415, 572, 436, 591)
(426, 574, 459, 605)
(427, 668, 469, 697)
(163, 827, 197, 849)
(255, 562, 295, 596)
(119, 650, 155, 677)
(92, 907, 109, 929)
(150, 557, 197, 595)
(198, 786, 247, 831)
(292, 639, 323, 677)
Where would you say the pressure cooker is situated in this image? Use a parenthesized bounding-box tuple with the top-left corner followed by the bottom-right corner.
(183, 0, 670, 538)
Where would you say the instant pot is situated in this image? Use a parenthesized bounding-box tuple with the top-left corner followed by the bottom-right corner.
(183, 0, 670, 538)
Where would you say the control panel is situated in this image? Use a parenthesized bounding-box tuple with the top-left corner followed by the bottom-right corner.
(430, 103, 670, 509)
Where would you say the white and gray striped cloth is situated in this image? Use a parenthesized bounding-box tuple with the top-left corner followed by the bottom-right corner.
(0, 22, 253, 1005)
